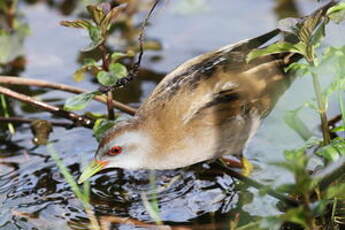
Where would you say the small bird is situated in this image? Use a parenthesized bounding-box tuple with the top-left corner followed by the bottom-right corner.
(78, 3, 335, 184)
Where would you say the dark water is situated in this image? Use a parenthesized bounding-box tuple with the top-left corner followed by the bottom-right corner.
(1, 0, 344, 229)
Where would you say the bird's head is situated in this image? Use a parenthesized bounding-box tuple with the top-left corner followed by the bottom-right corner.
(78, 120, 152, 184)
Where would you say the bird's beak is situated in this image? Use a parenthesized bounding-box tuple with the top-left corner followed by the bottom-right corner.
(78, 160, 108, 184)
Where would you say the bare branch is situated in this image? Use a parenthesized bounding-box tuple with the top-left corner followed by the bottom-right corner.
(0, 76, 136, 115)
(0, 117, 74, 128)
(115, 0, 161, 87)
(0, 86, 94, 128)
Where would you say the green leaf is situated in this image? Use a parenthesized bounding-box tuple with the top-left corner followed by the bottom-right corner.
(283, 108, 314, 141)
(82, 39, 104, 52)
(109, 63, 128, 79)
(246, 42, 305, 62)
(73, 68, 87, 82)
(325, 77, 345, 97)
(88, 26, 102, 43)
(316, 139, 345, 162)
(64, 91, 99, 111)
(82, 58, 97, 66)
(100, 6, 122, 34)
(260, 217, 282, 230)
(297, 9, 324, 45)
(326, 183, 345, 199)
(327, 2, 345, 23)
(309, 20, 326, 47)
(332, 126, 345, 132)
(281, 207, 308, 228)
(110, 52, 127, 62)
(93, 118, 117, 142)
(60, 20, 92, 29)
(73, 59, 100, 81)
(97, 71, 116, 86)
(284, 62, 310, 76)
(81, 26, 104, 52)
(310, 200, 330, 216)
(277, 17, 301, 35)
(87, 5, 105, 25)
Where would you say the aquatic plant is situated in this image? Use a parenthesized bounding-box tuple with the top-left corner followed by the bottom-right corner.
(242, 2, 345, 229)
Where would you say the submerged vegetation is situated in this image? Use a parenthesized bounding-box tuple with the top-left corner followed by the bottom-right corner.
(0, 0, 345, 230)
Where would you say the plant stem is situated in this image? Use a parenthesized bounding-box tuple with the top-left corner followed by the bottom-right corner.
(48, 144, 101, 230)
(0, 94, 15, 134)
(338, 91, 345, 138)
(311, 71, 331, 145)
(106, 91, 115, 120)
(100, 44, 115, 120)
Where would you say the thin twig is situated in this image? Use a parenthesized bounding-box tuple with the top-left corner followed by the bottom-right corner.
(0, 117, 74, 128)
(99, 43, 115, 120)
(115, 0, 161, 87)
(0, 76, 136, 115)
(328, 114, 342, 128)
(0, 86, 94, 128)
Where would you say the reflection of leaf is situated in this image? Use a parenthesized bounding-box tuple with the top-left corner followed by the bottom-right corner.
(93, 118, 117, 141)
(0, 32, 26, 63)
(246, 42, 305, 62)
(64, 91, 99, 111)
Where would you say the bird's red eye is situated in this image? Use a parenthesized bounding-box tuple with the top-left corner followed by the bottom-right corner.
(107, 146, 122, 156)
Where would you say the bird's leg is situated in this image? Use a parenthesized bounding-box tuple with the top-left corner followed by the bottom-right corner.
(220, 155, 253, 176)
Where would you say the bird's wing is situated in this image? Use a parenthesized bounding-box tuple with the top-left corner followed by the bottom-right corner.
(137, 29, 282, 119)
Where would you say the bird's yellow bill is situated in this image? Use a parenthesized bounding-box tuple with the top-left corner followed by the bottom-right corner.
(78, 160, 108, 184)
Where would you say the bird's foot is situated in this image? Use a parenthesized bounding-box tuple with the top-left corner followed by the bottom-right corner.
(220, 157, 253, 176)
(241, 157, 253, 177)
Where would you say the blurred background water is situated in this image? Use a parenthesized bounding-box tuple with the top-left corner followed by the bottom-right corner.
(0, 0, 344, 229)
